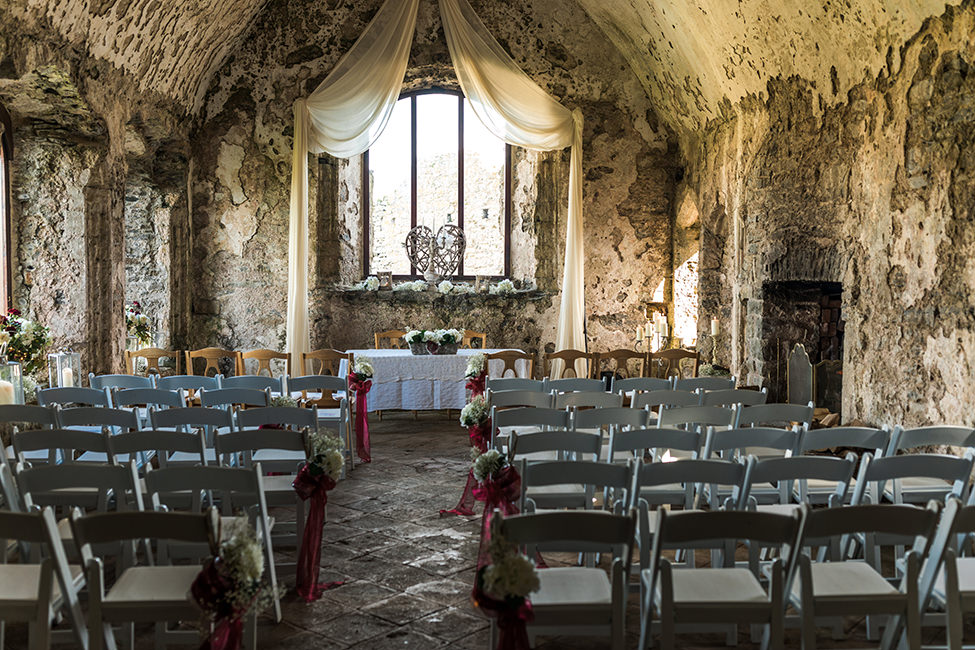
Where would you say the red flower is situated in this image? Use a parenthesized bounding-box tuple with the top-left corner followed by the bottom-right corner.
(7, 308, 20, 316)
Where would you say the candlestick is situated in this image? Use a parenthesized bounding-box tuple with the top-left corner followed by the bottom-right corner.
(62, 367, 74, 387)
(711, 318, 719, 337)
(0, 380, 13, 405)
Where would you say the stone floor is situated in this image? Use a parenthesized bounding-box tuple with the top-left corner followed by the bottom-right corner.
(5, 412, 969, 648)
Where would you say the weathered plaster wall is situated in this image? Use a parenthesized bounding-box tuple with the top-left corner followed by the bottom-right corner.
(688, 2, 975, 427)
(193, 0, 676, 354)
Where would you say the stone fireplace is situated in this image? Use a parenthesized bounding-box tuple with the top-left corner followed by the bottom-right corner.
(761, 281, 844, 404)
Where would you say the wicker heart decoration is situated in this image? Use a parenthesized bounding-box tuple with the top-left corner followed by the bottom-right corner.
(404, 225, 466, 281)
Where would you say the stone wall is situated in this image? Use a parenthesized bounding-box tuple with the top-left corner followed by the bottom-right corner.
(192, 0, 677, 356)
(689, 3, 975, 427)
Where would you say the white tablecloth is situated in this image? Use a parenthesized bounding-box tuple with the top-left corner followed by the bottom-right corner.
(340, 349, 529, 411)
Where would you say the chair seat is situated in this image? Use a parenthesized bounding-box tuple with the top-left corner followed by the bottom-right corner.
(666, 568, 768, 605)
(253, 450, 306, 464)
(796, 562, 901, 601)
(168, 448, 218, 465)
(104, 566, 202, 608)
(884, 476, 952, 501)
(526, 484, 586, 508)
(261, 474, 301, 493)
(755, 503, 802, 516)
(532, 567, 612, 607)
(934, 557, 975, 598)
(0, 563, 82, 603)
(517, 451, 559, 462)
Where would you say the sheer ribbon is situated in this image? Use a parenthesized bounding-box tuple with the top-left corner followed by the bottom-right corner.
(292, 465, 342, 601)
(348, 376, 372, 462)
(287, 0, 586, 373)
(440, 422, 492, 517)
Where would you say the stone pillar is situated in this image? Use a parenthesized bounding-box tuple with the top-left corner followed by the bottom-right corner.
(534, 150, 563, 292)
(316, 154, 340, 282)
(84, 143, 127, 374)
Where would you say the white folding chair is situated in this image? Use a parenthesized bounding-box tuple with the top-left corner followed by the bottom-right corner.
(144, 464, 281, 622)
(0, 405, 59, 468)
(788, 502, 943, 650)
(221, 374, 284, 395)
(573, 406, 649, 462)
(149, 406, 234, 466)
(519, 458, 632, 514)
(236, 406, 320, 475)
(491, 407, 569, 452)
(109, 387, 186, 429)
(494, 509, 636, 650)
(554, 390, 623, 410)
(88, 374, 153, 392)
(699, 387, 768, 407)
(55, 408, 141, 464)
(510, 430, 601, 510)
(37, 388, 109, 408)
(17, 460, 143, 517)
(287, 375, 352, 470)
(111, 429, 208, 468)
(740, 454, 858, 514)
(0, 508, 88, 650)
(155, 374, 222, 405)
(884, 426, 975, 504)
(70, 508, 235, 650)
(199, 387, 270, 411)
(640, 508, 801, 650)
(610, 376, 673, 395)
(12, 428, 113, 468)
(486, 388, 553, 410)
(674, 376, 736, 391)
(795, 426, 889, 504)
(543, 377, 605, 393)
(736, 402, 814, 429)
(486, 377, 545, 392)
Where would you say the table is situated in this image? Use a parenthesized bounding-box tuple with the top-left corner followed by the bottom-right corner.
(341, 349, 529, 412)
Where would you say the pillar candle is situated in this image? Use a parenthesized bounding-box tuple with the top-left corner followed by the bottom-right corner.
(636, 325, 644, 341)
(0, 380, 13, 405)
(710, 318, 719, 336)
(62, 367, 74, 387)
(661, 322, 669, 336)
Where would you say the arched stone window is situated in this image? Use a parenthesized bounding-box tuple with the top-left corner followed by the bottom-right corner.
(362, 89, 511, 279)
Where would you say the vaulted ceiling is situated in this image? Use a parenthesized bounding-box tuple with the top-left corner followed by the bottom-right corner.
(0, 0, 962, 137)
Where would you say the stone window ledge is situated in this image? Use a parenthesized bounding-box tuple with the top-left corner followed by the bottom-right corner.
(320, 287, 554, 303)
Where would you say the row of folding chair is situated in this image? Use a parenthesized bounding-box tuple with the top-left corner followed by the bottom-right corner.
(487, 375, 740, 394)
(86, 371, 351, 396)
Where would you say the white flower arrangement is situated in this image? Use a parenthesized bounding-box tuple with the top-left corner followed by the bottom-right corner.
(471, 448, 507, 482)
(307, 431, 345, 481)
(404, 330, 424, 344)
(490, 279, 516, 295)
(352, 356, 374, 379)
(465, 353, 486, 378)
(353, 276, 380, 291)
(453, 283, 476, 294)
(460, 394, 489, 427)
(437, 328, 463, 345)
(406, 328, 464, 345)
(199, 520, 282, 619)
(422, 330, 439, 342)
(437, 280, 454, 294)
(481, 534, 540, 601)
(270, 395, 298, 408)
(393, 280, 427, 292)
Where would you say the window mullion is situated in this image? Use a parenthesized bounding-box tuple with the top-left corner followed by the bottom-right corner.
(457, 95, 465, 277)
(410, 95, 418, 277)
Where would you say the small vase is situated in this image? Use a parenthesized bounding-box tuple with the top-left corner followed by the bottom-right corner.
(409, 342, 429, 355)
(436, 343, 459, 355)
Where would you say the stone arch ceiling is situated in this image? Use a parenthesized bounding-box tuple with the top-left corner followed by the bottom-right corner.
(6, 0, 271, 114)
(574, 0, 963, 138)
(5, 0, 964, 133)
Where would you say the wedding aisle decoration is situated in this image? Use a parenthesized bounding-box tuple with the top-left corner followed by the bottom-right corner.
(348, 355, 373, 463)
(441, 393, 492, 517)
(124, 301, 153, 347)
(191, 521, 279, 650)
(292, 430, 345, 601)
(403, 328, 464, 355)
(465, 352, 487, 397)
(0, 308, 50, 377)
(473, 531, 539, 650)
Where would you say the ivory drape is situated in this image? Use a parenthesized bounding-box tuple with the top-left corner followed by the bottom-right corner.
(287, 0, 586, 372)
(287, 0, 419, 370)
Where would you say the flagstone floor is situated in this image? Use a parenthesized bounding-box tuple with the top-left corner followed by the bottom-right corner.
(8, 412, 967, 648)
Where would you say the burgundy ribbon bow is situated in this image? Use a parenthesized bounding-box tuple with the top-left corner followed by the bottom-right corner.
(347, 375, 372, 463)
(472, 584, 534, 650)
(465, 370, 487, 398)
(468, 422, 491, 453)
(473, 466, 521, 516)
(191, 558, 246, 650)
(292, 464, 340, 601)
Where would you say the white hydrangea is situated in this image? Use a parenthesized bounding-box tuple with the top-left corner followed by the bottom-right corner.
(353, 356, 374, 377)
(394, 280, 428, 292)
(220, 520, 265, 585)
(437, 280, 454, 295)
(404, 330, 423, 344)
(309, 431, 345, 480)
(452, 283, 475, 294)
(472, 448, 504, 482)
(365, 276, 380, 291)
(422, 330, 439, 342)
(465, 353, 486, 377)
(443, 328, 463, 343)
(490, 279, 516, 295)
(460, 394, 489, 427)
(482, 552, 540, 600)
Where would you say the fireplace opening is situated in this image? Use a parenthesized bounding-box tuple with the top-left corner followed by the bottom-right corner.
(761, 281, 844, 408)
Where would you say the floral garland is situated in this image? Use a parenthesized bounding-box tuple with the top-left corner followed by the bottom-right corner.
(292, 431, 345, 601)
(404, 328, 464, 345)
(393, 280, 428, 292)
(124, 301, 153, 347)
(192, 521, 279, 650)
(0, 309, 50, 376)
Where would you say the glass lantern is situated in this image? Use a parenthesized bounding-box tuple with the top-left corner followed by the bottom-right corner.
(0, 357, 24, 405)
(48, 350, 81, 388)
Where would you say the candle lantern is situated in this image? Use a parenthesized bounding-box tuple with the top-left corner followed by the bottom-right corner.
(48, 350, 81, 388)
(0, 355, 24, 405)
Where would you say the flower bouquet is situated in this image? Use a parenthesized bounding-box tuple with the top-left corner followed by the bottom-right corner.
(192, 521, 279, 650)
(292, 431, 345, 601)
(460, 394, 491, 452)
(125, 301, 153, 347)
(348, 356, 373, 463)
(471, 448, 521, 519)
(465, 352, 487, 398)
(473, 532, 539, 650)
(404, 328, 464, 355)
(0, 309, 51, 377)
